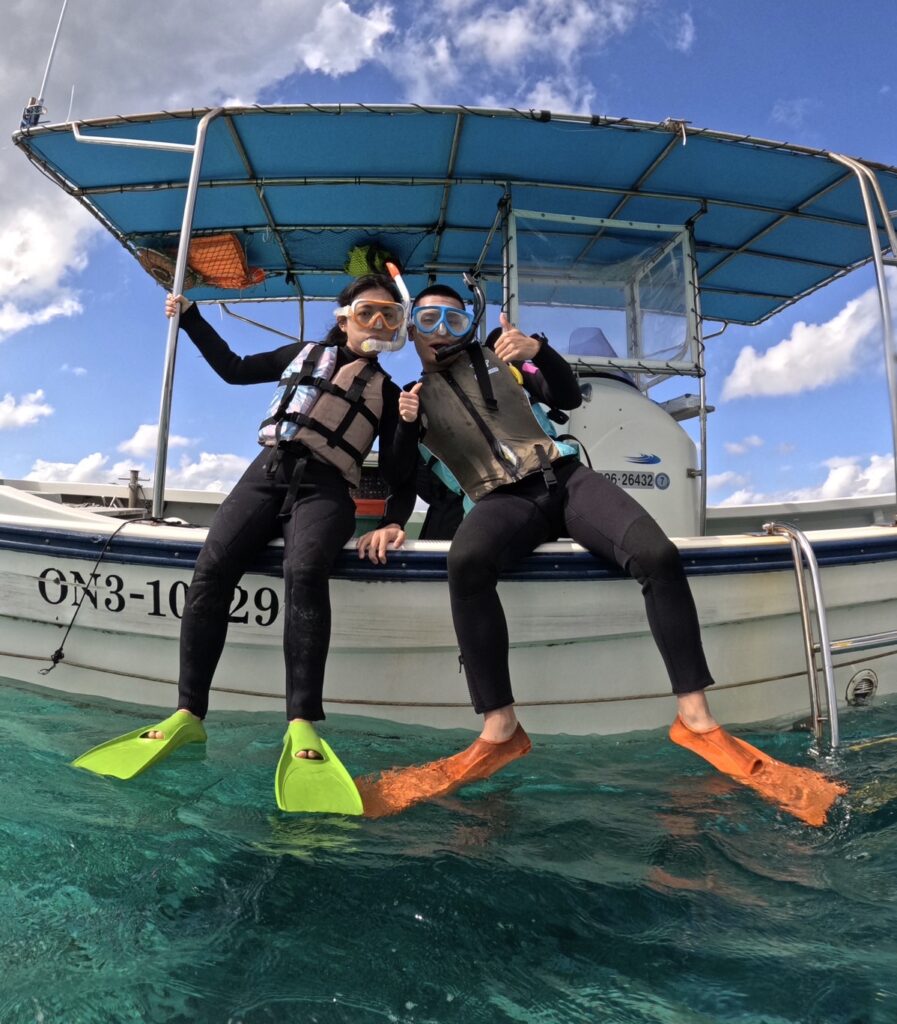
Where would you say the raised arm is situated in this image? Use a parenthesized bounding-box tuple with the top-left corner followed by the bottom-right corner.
(167, 294, 298, 385)
(490, 312, 581, 410)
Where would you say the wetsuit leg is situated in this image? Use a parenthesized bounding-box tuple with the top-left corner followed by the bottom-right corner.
(560, 463, 714, 694)
(448, 483, 554, 713)
(279, 462, 357, 722)
(177, 450, 286, 718)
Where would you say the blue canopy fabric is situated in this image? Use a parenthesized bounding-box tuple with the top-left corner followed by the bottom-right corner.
(14, 104, 897, 325)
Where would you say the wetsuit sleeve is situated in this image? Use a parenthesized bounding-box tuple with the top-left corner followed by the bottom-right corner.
(376, 379, 419, 529)
(179, 303, 299, 384)
(521, 341, 583, 410)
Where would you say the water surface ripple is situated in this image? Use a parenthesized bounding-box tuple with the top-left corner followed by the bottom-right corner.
(1, 680, 896, 1023)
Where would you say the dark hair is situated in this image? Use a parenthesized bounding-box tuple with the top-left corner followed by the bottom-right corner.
(326, 273, 402, 345)
(412, 283, 467, 308)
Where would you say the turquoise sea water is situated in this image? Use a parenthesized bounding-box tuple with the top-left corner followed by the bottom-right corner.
(2, 679, 897, 1024)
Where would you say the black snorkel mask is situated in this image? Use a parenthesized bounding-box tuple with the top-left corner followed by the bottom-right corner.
(433, 271, 486, 363)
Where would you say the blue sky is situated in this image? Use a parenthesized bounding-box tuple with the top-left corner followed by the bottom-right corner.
(1, 0, 895, 504)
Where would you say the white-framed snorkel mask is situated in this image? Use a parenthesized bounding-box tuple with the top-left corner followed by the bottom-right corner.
(333, 263, 411, 354)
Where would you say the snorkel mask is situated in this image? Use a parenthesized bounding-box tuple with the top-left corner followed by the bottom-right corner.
(354, 262, 410, 354)
(432, 271, 486, 363)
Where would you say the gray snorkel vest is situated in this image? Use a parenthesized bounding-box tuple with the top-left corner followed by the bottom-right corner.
(419, 346, 562, 502)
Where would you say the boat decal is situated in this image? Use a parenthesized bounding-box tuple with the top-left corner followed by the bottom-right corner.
(35, 565, 280, 626)
(624, 454, 662, 464)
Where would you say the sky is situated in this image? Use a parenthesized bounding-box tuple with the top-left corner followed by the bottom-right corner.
(1, 0, 896, 506)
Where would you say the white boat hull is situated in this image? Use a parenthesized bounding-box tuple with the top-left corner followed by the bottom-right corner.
(2, 484, 895, 735)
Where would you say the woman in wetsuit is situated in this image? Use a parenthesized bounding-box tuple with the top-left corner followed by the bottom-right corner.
(75, 274, 411, 787)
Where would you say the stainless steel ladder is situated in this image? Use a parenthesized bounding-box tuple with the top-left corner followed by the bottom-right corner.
(764, 522, 897, 749)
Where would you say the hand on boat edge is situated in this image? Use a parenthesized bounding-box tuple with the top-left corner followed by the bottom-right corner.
(356, 524, 406, 564)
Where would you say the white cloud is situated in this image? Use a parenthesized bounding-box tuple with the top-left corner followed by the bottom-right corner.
(296, 2, 393, 74)
(713, 453, 895, 505)
(0, 0, 395, 342)
(721, 285, 883, 400)
(118, 423, 191, 457)
(386, 0, 642, 105)
(167, 452, 250, 492)
(60, 363, 87, 376)
(0, 295, 82, 342)
(22, 447, 245, 492)
(0, 389, 54, 429)
(26, 451, 108, 483)
(672, 12, 696, 53)
(708, 470, 746, 491)
(523, 75, 598, 117)
(771, 97, 811, 130)
(724, 434, 764, 455)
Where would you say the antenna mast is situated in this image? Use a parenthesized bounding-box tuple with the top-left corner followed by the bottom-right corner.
(21, 0, 71, 128)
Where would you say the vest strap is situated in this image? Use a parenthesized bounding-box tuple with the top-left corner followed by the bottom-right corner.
(278, 453, 309, 518)
(535, 444, 558, 492)
(469, 344, 498, 411)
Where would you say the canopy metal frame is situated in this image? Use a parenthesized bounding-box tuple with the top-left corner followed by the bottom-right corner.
(18, 104, 897, 523)
(69, 108, 224, 518)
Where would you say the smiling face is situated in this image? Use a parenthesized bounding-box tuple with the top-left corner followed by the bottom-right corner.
(337, 286, 404, 357)
(411, 291, 468, 370)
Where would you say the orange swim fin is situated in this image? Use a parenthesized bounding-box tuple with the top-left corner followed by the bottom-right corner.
(356, 724, 532, 819)
(669, 716, 847, 827)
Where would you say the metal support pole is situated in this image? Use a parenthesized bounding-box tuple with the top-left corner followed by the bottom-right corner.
(831, 154, 897, 520)
(151, 108, 223, 518)
(499, 193, 519, 324)
(20, 0, 70, 126)
(763, 522, 840, 747)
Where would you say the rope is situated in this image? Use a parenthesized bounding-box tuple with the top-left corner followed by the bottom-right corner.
(40, 517, 151, 675)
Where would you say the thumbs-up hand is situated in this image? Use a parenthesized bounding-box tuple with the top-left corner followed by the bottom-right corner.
(399, 381, 423, 422)
(492, 311, 541, 363)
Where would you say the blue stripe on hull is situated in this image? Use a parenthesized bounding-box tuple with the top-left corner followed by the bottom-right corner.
(3, 524, 897, 582)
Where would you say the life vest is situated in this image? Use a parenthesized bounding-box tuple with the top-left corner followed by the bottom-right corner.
(419, 346, 563, 502)
(258, 343, 386, 489)
(258, 342, 338, 445)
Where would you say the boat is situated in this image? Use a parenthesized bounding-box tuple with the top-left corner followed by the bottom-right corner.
(4, 103, 897, 742)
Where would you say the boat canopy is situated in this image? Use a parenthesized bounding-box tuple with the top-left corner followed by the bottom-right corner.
(14, 104, 897, 326)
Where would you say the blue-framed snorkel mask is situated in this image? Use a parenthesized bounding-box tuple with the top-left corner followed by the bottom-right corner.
(358, 262, 410, 354)
(411, 305, 475, 338)
(431, 272, 486, 363)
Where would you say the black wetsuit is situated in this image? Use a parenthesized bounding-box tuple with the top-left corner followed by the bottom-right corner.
(176, 304, 406, 721)
(393, 342, 714, 714)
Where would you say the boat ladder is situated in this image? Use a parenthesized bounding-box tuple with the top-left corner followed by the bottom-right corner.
(763, 522, 897, 750)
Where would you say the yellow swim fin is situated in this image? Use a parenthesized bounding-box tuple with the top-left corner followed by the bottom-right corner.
(274, 721, 363, 815)
(72, 711, 207, 780)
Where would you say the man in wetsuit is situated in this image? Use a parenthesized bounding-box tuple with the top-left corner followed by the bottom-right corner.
(359, 285, 719, 742)
(354, 285, 845, 826)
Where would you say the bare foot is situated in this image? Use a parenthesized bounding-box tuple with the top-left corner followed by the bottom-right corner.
(144, 708, 200, 740)
(290, 718, 323, 760)
(479, 704, 520, 744)
(676, 691, 718, 732)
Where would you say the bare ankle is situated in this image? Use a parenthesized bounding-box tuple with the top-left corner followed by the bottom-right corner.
(480, 706, 519, 743)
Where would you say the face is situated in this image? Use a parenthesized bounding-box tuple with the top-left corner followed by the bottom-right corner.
(411, 292, 468, 370)
(337, 286, 403, 357)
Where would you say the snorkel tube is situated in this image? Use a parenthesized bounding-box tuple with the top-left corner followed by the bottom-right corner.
(434, 271, 486, 363)
(359, 262, 410, 354)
